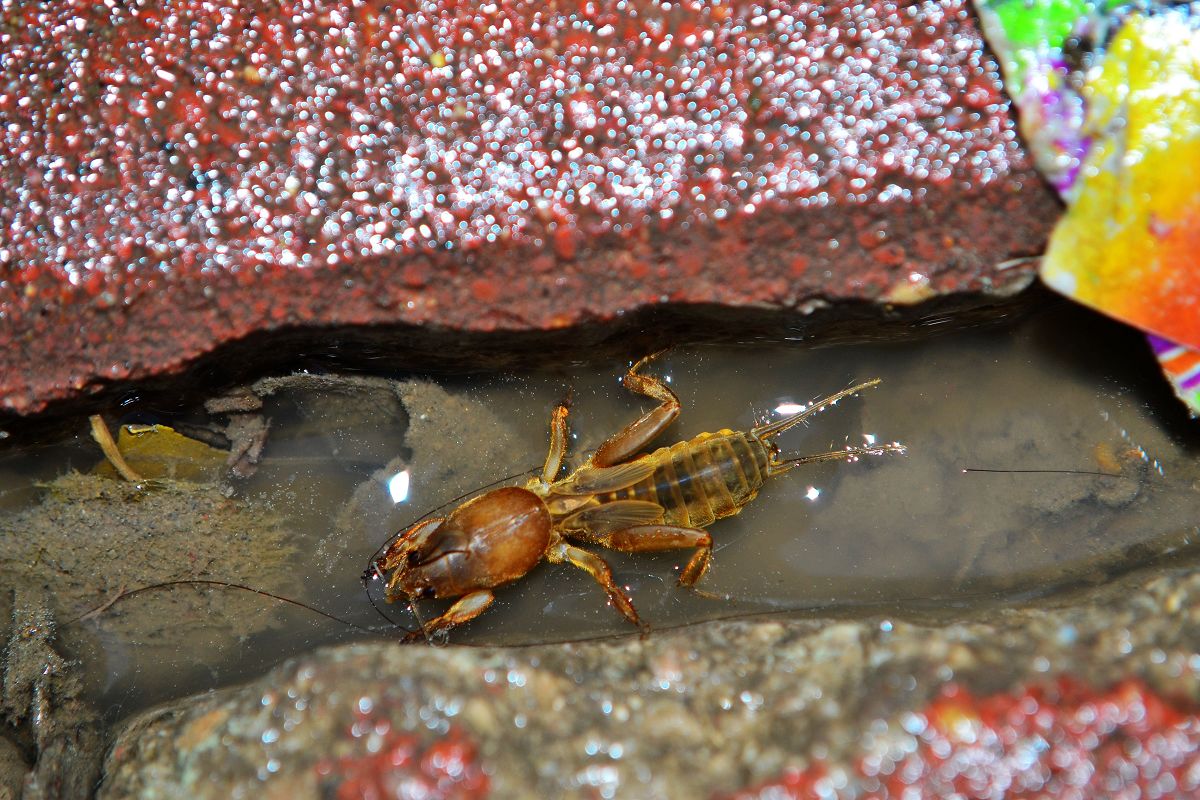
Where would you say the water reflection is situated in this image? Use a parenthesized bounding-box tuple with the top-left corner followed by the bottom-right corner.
(386, 469, 411, 504)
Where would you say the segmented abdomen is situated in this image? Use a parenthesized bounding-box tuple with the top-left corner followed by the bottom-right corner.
(604, 430, 770, 528)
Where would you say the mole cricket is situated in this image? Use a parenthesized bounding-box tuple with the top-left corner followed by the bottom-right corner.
(368, 353, 905, 641)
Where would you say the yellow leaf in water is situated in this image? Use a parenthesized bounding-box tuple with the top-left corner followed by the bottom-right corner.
(93, 424, 228, 483)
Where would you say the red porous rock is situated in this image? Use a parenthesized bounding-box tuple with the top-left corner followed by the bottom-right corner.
(720, 678, 1200, 799)
(0, 0, 1060, 413)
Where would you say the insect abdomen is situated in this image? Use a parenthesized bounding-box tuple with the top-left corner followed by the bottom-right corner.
(618, 430, 770, 528)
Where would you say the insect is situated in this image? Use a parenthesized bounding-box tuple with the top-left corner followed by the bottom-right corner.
(371, 354, 906, 641)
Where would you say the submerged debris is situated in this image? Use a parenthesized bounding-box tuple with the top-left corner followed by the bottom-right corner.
(393, 378, 526, 493)
(88, 416, 141, 483)
(0, 735, 25, 799)
(90, 423, 230, 484)
(206, 388, 270, 480)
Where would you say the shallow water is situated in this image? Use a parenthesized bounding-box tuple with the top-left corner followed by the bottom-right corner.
(2, 300, 1199, 719)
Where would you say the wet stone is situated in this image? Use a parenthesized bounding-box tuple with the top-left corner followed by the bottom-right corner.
(99, 566, 1200, 798)
(0, 736, 25, 800)
(392, 379, 529, 496)
(1, 588, 103, 800)
(0, 0, 1061, 414)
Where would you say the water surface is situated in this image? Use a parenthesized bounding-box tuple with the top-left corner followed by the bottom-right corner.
(2, 301, 1197, 718)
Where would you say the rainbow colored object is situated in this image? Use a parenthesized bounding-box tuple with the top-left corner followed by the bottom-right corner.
(1041, 11, 1200, 350)
(1149, 335, 1200, 410)
(974, 1, 1200, 414)
(972, 0, 1121, 196)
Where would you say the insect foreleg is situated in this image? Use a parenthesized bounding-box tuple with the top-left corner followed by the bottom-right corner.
(547, 540, 645, 630)
(401, 590, 495, 643)
(591, 353, 680, 467)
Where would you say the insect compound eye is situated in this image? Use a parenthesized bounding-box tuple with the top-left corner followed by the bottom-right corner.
(417, 586, 435, 599)
(362, 560, 387, 584)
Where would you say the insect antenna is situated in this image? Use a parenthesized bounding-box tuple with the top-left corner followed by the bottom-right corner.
(961, 467, 1126, 477)
(958, 465, 1189, 498)
(68, 579, 412, 635)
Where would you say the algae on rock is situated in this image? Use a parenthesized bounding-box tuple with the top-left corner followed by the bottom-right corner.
(0, 473, 296, 671)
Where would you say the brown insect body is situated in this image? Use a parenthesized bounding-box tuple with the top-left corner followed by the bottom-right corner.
(376, 356, 904, 641)
(552, 429, 772, 533)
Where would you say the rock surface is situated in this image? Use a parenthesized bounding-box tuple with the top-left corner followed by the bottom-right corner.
(0, 0, 1060, 414)
(99, 566, 1200, 798)
(0, 736, 26, 800)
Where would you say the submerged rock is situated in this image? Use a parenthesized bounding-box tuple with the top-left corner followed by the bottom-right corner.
(0, 736, 26, 800)
(0, 473, 297, 715)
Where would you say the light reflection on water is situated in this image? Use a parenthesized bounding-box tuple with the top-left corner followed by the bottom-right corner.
(2, 302, 1198, 718)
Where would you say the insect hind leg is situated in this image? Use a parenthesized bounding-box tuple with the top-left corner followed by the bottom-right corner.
(590, 352, 680, 468)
